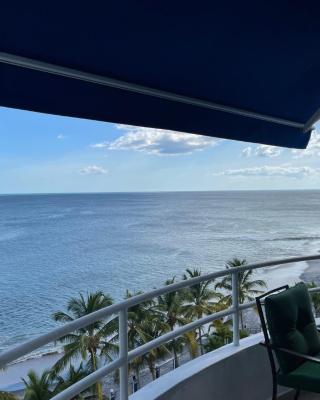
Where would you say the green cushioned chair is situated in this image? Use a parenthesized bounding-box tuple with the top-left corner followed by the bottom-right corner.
(256, 282, 320, 400)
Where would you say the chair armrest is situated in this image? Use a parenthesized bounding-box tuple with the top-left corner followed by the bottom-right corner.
(260, 342, 320, 364)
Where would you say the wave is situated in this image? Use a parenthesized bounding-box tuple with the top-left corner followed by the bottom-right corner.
(270, 236, 320, 242)
(0, 230, 23, 242)
(8, 345, 63, 365)
(211, 235, 320, 242)
(0, 337, 63, 365)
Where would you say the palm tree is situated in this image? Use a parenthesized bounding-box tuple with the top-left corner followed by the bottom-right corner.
(205, 318, 249, 353)
(182, 268, 222, 355)
(156, 277, 186, 367)
(126, 290, 153, 348)
(208, 319, 233, 344)
(215, 258, 267, 329)
(182, 330, 199, 359)
(138, 314, 170, 380)
(22, 370, 53, 400)
(125, 290, 153, 388)
(54, 363, 89, 399)
(125, 290, 169, 380)
(52, 291, 118, 400)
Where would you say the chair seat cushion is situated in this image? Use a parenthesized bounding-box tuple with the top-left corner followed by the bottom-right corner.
(278, 355, 320, 393)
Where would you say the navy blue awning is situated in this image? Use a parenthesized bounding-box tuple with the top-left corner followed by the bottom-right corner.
(1, 2, 320, 149)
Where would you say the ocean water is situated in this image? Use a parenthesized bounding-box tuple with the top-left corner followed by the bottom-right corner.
(0, 190, 320, 356)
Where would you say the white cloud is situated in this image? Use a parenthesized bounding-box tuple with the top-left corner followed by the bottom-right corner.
(255, 144, 282, 158)
(242, 144, 282, 158)
(242, 131, 320, 159)
(91, 125, 219, 155)
(80, 165, 108, 175)
(57, 134, 66, 140)
(91, 142, 107, 149)
(242, 147, 252, 157)
(292, 130, 320, 158)
(213, 164, 320, 179)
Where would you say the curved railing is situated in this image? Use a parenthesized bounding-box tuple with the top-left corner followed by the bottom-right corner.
(1, 254, 320, 400)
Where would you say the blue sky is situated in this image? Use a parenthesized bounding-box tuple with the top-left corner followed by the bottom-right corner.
(0, 106, 320, 193)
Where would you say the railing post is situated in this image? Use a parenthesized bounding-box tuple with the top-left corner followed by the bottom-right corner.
(119, 308, 128, 400)
(232, 271, 240, 346)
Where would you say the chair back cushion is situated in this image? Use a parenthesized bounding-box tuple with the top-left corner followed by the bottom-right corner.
(265, 282, 320, 373)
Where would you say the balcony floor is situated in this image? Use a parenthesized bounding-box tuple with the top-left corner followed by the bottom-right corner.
(281, 392, 320, 399)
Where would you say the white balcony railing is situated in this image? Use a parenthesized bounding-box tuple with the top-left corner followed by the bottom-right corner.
(1, 254, 320, 400)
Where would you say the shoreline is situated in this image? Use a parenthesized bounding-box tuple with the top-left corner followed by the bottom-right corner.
(0, 352, 61, 393)
(1, 259, 319, 394)
(256, 259, 311, 290)
(300, 259, 320, 285)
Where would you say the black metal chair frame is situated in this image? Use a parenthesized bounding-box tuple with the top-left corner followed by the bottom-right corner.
(256, 285, 320, 400)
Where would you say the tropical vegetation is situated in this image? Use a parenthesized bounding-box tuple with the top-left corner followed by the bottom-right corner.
(182, 268, 222, 354)
(54, 363, 89, 399)
(52, 291, 118, 400)
(23, 370, 53, 400)
(156, 277, 187, 366)
(215, 258, 267, 329)
(22, 366, 89, 400)
(306, 281, 320, 316)
(20, 258, 266, 399)
(204, 319, 249, 353)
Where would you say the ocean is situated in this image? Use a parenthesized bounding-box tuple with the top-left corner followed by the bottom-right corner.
(0, 190, 320, 357)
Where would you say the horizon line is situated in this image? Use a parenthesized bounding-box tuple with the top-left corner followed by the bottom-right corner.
(1, 188, 320, 196)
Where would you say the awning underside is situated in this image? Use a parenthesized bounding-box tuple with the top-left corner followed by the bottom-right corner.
(1, 2, 320, 149)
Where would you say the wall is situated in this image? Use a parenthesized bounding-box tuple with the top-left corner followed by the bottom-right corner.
(130, 334, 290, 400)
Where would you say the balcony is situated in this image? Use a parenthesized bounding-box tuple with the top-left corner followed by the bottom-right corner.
(1, 254, 320, 400)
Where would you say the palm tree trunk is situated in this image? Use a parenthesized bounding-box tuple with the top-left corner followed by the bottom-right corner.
(172, 340, 179, 368)
(134, 365, 141, 389)
(198, 326, 204, 355)
(90, 350, 103, 400)
(240, 311, 244, 331)
(170, 326, 179, 368)
(147, 358, 156, 380)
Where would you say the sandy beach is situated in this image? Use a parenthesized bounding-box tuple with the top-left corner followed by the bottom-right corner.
(254, 257, 320, 292)
(0, 352, 61, 394)
(301, 259, 320, 284)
